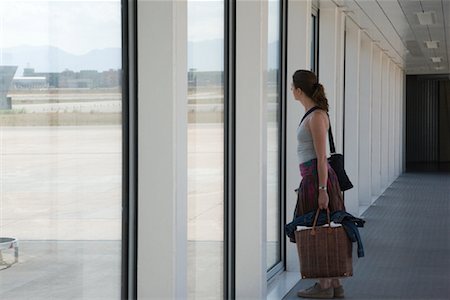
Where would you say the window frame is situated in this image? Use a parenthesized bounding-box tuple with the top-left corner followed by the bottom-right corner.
(122, 0, 138, 298)
(267, 0, 288, 281)
(225, 0, 236, 298)
(311, 6, 320, 76)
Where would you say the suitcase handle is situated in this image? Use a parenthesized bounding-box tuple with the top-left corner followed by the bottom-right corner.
(311, 208, 332, 235)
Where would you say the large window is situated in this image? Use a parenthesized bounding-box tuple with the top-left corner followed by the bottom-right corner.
(187, 1, 225, 299)
(267, 0, 282, 274)
(0, 1, 124, 298)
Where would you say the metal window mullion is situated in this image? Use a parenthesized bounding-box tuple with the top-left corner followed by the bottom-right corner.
(224, 0, 236, 299)
(121, 0, 138, 299)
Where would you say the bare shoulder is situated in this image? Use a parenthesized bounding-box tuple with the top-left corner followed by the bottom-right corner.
(308, 109, 329, 129)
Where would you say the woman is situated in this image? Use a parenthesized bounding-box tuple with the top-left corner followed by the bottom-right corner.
(291, 70, 346, 299)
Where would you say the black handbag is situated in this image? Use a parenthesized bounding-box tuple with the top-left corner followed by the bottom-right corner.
(300, 106, 353, 191)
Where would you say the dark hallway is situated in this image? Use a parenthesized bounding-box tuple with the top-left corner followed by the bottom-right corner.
(406, 76, 450, 172)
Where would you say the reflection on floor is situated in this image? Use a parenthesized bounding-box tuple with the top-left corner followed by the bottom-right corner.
(283, 172, 450, 300)
(0, 241, 121, 299)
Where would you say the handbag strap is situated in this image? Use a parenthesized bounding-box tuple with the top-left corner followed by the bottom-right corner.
(311, 208, 332, 235)
(326, 113, 337, 154)
(299, 106, 337, 154)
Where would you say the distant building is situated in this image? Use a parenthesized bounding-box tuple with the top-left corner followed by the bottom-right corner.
(12, 76, 48, 89)
(0, 66, 18, 109)
(100, 69, 121, 88)
(188, 70, 223, 87)
(23, 68, 60, 88)
(188, 68, 197, 86)
(18, 67, 122, 89)
(23, 68, 35, 77)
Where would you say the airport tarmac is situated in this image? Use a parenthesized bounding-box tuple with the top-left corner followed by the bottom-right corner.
(0, 123, 280, 299)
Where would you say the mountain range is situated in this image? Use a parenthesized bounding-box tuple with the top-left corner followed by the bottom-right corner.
(188, 39, 280, 71)
(1, 40, 280, 77)
(1, 45, 121, 76)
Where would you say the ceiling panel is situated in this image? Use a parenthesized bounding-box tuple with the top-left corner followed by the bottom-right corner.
(377, 0, 414, 39)
(351, 1, 404, 63)
(355, 0, 407, 54)
(428, 27, 445, 39)
(328, 0, 449, 74)
(398, 0, 422, 17)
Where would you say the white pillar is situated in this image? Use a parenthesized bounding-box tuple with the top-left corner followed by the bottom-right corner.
(398, 67, 402, 175)
(388, 61, 396, 183)
(318, 3, 345, 155)
(319, 3, 339, 130)
(381, 54, 390, 191)
(343, 17, 361, 216)
(286, 0, 312, 273)
(371, 45, 382, 200)
(358, 32, 373, 208)
(137, 0, 188, 299)
(335, 10, 346, 154)
(401, 70, 406, 172)
(394, 65, 400, 177)
(235, 1, 268, 298)
(398, 67, 404, 176)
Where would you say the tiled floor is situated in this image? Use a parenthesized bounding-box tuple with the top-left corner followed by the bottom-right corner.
(283, 172, 450, 300)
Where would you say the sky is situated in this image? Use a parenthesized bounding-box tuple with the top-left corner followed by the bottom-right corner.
(1, 0, 279, 53)
(187, 1, 281, 71)
(188, 0, 280, 43)
(0, 0, 280, 72)
(0, 0, 122, 55)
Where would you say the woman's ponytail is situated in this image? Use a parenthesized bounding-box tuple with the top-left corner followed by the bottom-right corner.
(292, 70, 329, 112)
(311, 82, 329, 112)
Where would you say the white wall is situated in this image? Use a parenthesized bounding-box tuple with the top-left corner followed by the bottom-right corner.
(371, 45, 382, 199)
(388, 61, 396, 184)
(285, 0, 406, 296)
(381, 54, 390, 190)
(319, 5, 405, 215)
(318, 2, 345, 152)
(134, 0, 407, 298)
(343, 17, 361, 216)
(283, 0, 408, 294)
(137, 0, 188, 299)
(235, 1, 268, 298)
(285, 0, 312, 274)
(358, 32, 373, 208)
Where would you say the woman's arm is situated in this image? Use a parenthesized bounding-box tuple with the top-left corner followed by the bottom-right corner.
(308, 111, 329, 209)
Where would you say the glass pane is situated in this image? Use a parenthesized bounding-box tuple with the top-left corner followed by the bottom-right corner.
(187, 1, 224, 299)
(0, 1, 123, 298)
(267, 0, 281, 270)
(311, 14, 317, 73)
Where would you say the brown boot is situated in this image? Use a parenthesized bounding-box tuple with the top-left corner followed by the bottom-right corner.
(297, 282, 334, 299)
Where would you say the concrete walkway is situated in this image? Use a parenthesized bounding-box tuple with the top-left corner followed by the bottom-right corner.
(283, 172, 450, 300)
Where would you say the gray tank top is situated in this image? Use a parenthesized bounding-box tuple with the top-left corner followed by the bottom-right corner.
(297, 113, 331, 164)
(297, 115, 317, 164)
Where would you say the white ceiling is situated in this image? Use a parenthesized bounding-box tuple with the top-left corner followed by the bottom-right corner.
(327, 0, 450, 75)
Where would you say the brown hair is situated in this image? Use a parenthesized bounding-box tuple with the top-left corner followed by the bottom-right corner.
(292, 70, 329, 112)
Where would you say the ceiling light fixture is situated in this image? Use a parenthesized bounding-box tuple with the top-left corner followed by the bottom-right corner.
(431, 57, 442, 63)
(425, 40, 440, 48)
(416, 11, 436, 25)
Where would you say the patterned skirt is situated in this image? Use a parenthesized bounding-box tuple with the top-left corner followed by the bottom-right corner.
(294, 158, 346, 218)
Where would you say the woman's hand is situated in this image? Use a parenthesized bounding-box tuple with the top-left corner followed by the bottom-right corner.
(318, 190, 329, 209)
